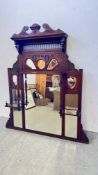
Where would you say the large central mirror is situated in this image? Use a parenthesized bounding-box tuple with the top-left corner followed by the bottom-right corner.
(12, 73, 79, 139)
(24, 73, 61, 135)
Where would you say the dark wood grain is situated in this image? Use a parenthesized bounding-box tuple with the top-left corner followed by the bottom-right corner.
(6, 23, 89, 144)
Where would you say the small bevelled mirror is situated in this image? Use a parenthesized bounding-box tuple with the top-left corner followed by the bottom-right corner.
(47, 59, 58, 70)
(13, 75, 17, 86)
(37, 59, 45, 69)
(12, 88, 22, 128)
(12, 75, 22, 128)
(67, 76, 77, 89)
(65, 94, 78, 138)
(26, 59, 36, 69)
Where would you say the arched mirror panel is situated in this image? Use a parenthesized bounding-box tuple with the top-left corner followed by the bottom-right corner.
(67, 76, 77, 90)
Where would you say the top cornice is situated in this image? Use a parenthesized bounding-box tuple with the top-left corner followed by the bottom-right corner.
(11, 23, 68, 41)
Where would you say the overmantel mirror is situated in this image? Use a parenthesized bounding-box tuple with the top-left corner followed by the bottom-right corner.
(6, 23, 89, 143)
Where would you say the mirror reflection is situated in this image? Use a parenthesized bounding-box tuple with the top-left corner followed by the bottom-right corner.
(12, 83, 22, 128)
(13, 75, 17, 86)
(65, 94, 78, 138)
(67, 76, 77, 89)
(24, 73, 61, 135)
(12, 73, 79, 138)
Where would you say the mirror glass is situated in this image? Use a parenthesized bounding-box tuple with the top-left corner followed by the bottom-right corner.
(65, 94, 78, 138)
(12, 77, 22, 128)
(67, 76, 77, 89)
(24, 73, 61, 135)
(13, 75, 17, 86)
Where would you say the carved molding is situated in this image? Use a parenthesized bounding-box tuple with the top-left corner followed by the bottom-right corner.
(11, 23, 67, 40)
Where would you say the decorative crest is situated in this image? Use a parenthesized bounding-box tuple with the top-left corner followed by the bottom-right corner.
(11, 23, 67, 41)
(30, 23, 41, 33)
(19, 26, 29, 35)
(42, 23, 54, 32)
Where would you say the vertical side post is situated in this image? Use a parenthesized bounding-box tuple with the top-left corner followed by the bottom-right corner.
(77, 69, 83, 138)
(60, 72, 67, 137)
(20, 73, 25, 129)
(7, 68, 14, 127)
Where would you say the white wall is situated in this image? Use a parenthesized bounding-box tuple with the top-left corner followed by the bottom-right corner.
(0, 0, 98, 132)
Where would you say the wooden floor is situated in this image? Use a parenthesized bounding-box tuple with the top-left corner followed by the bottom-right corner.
(0, 117, 98, 175)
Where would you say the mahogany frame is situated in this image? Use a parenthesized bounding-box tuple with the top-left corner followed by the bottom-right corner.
(6, 23, 89, 143)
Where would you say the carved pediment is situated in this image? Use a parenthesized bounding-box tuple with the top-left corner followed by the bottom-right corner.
(11, 23, 67, 41)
